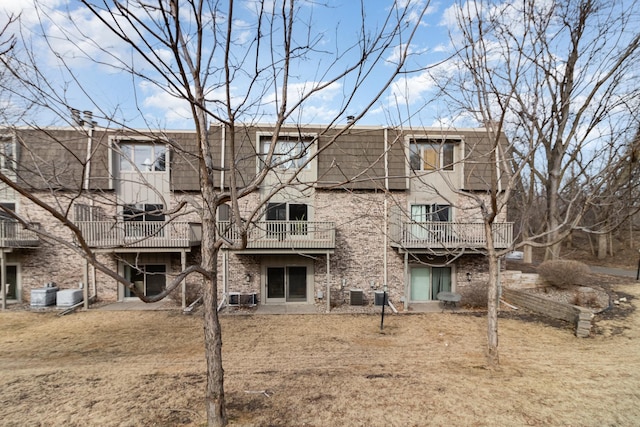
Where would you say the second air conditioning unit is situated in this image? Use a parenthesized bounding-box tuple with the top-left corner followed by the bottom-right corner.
(349, 289, 364, 306)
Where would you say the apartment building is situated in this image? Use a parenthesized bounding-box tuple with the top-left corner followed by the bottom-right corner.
(215, 125, 512, 311)
(0, 121, 512, 311)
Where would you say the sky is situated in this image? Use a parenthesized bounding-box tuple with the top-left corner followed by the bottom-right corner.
(1, 0, 637, 136)
(0, 0, 467, 130)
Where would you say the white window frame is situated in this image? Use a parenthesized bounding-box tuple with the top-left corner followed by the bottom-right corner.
(0, 134, 16, 171)
(119, 142, 167, 172)
(409, 137, 459, 172)
(258, 132, 316, 171)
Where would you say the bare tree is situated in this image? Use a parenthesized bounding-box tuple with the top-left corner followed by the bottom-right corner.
(0, 1, 431, 425)
(429, 0, 640, 365)
(447, 0, 640, 261)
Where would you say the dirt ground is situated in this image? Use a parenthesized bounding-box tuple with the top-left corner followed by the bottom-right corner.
(1, 276, 640, 426)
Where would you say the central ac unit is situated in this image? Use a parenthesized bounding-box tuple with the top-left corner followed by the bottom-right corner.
(349, 289, 364, 306)
(228, 292, 241, 306)
(240, 293, 257, 307)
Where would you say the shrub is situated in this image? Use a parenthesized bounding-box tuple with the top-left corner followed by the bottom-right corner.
(183, 282, 203, 306)
(537, 260, 590, 289)
(462, 283, 488, 308)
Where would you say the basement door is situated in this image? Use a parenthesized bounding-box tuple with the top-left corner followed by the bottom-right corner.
(410, 267, 452, 302)
(410, 267, 431, 301)
(266, 266, 307, 303)
(123, 264, 167, 299)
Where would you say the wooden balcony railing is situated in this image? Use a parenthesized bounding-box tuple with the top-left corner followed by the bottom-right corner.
(389, 221, 513, 250)
(218, 221, 336, 251)
(76, 221, 202, 249)
(0, 221, 40, 248)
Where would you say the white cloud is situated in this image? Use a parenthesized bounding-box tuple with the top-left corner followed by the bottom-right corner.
(140, 82, 192, 125)
(263, 81, 342, 109)
(388, 70, 437, 106)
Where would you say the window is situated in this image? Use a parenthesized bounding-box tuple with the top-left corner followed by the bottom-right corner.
(266, 266, 307, 302)
(410, 266, 452, 302)
(1, 265, 18, 300)
(0, 202, 15, 221)
(409, 204, 451, 242)
(411, 204, 451, 222)
(409, 138, 457, 171)
(124, 264, 166, 298)
(0, 135, 15, 170)
(119, 142, 167, 172)
(123, 204, 165, 222)
(218, 204, 230, 221)
(0, 203, 16, 239)
(261, 135, 312, 170)
(266, 202, 308, 238)
(123, 204, 165, 237)
(74, 204, 105, 222)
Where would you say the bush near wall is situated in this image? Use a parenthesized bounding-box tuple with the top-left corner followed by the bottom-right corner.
(537, 260, 590, 289)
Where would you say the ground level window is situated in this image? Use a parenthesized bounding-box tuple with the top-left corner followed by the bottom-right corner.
(410, 266, 452, 302)
(124, 264, 166, 298)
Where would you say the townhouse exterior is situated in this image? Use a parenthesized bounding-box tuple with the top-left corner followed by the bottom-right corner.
(0, 120, 512, 311)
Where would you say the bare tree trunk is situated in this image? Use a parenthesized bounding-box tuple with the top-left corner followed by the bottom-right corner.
(201, 199, 227, 426)
(545, 171, 562, 260)
(485, 222, 500, 367)
(196, 102, 226, 425)
(597, 233, 607, 259)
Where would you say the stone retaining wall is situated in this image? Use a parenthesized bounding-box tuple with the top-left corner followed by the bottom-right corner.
(502, 288, 594, 338)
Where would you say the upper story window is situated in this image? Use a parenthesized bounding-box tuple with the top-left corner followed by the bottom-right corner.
(0, 135, 16, 171)
(119, 142, 167, 172)
(74, 204, 106, 222)
(411, 204, 451, 222)
(218, 203, 230, 221)
(266, 202, 309, 237)
(409, 138, 457, 172)
(260, 135, 312, 170)
(0, 202, 15, 221)
(123, 204, 165, 222)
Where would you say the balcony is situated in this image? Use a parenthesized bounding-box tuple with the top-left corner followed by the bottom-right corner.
(0, 221, 40, 248)
(76, 221, 202, 250)
(218, 220, 336, 253)
(390, 221, 513, 251)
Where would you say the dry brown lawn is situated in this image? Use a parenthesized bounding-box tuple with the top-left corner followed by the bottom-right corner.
(1, 282, 640, 426)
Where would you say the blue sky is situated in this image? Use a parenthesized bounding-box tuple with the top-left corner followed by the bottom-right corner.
(0, 0, 468, 130)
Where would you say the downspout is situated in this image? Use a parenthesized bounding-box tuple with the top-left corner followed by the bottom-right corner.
(220, 123, 226, 193)
(83, 114, 93, 192)
(495, 134, 502, 193)
(220, 124, 229, 297)
(383, 127, 389, 291)
(1, 251, 5, 310)
(83, 114, 96, 306)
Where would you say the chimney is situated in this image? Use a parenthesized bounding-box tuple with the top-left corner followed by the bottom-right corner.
(70, 108, 83, 126)
(83, 111, 96, 128)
